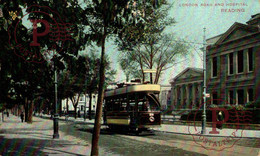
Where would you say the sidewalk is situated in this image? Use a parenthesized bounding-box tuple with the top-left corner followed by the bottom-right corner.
(0, 114, 116, 156)
(41, 114, 260, 138)
(153, 124, 260, 138)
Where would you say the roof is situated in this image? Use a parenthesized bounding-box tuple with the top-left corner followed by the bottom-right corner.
(104, 84, 161, 97)
(246, 13, 260, 24)
(170, 67, 203, 83)
(206, 33, 223, 45)
(216, 22, 258, 45)
(207, 21, 259, 47)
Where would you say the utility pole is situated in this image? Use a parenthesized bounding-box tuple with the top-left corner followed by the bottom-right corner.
(201, 28, 207, 134)
(53, 62, 59, 139)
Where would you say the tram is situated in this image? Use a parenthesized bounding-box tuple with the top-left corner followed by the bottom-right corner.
(103, 82, 161, 133)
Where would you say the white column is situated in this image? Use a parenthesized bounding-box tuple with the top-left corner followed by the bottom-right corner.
(186, 85, 189, 109)
(192, 83, 196, 109)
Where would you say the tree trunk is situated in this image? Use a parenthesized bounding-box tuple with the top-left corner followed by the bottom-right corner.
(91, 31, 106, 156)
(74, 107, 77, 119)
(150, 73, 153, 84)
(70, 96, 79, 119)
(2, 110, 4, 122)
(27, 100, 33, 123)
(154, 67, 161, 84)
(74, 94, 81, 119)
(24, 98, 28, 122)
(126, 74, 129, 82)
(66, 98, 69, 112)
(142, 71, 145, 83)
(89, 92, 92, 120)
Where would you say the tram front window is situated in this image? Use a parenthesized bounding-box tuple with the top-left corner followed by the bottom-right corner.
(147, 101, 160, 111)
(137, 101, 159, 111)
(147, 94, 160, 111)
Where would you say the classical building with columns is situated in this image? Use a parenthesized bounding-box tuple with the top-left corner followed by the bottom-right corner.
(170, 67, 204, 110)
(205, 13, 260, 106)
(170, 14, 260, 111)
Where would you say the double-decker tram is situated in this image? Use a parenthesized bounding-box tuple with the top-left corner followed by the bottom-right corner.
(103, 82, 161, 134)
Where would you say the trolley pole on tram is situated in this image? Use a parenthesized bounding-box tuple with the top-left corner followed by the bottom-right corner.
(201, 28, 207, 135)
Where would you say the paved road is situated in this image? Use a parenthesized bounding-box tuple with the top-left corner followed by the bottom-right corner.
(61, 123, 206, 156)
(61, 121, 260, 156)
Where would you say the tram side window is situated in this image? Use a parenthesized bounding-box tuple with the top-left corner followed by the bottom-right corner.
(138, 101, 148, 111)
(114, 102, 120, 111)
(138, 102, 142, 111)
(129, 102, 135, 111)
(105, 99, 111, 111)
(121, 102, 127, 111)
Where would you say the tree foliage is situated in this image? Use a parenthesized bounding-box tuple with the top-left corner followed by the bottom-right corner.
(117, 1, 189, 84)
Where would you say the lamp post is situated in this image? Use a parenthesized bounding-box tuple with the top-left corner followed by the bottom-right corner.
(84, 94, 86, 121)
(53, 61, 59, 139)
(201, 28, 207, 134)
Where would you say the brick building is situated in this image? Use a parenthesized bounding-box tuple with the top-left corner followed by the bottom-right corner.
(206, 13, 260, 106)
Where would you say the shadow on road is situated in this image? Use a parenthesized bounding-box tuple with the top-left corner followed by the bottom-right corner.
(0, 136, 85, 156)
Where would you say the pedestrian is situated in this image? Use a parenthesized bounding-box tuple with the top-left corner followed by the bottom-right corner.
(7, 111, 9, 117)
(78, 110, 81, 118)
(50, 110, 53, 119)
(217, 111, 224, 129)
(20, 112, 24, 122)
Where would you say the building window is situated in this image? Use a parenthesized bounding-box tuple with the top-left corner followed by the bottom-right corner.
(212, 57, 218, 77)
(248, 48, 253, 72)
(229, 90, 234, 104)
(212, 92, 218, 105)
(228, 53, 234, 75)
(237, 89, 244, 104)
(237, 50, 244, 73)
(248, 88, 254, 102)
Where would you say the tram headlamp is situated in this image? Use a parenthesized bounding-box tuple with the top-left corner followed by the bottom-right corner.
(149, 116, 155, 122)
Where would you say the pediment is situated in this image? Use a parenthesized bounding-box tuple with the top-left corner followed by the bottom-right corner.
(174, 68, 203, 81)
(216, 22, 258, 45)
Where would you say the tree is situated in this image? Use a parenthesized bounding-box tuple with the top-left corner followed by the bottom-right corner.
(0, 0, 88, 122)
(117, 1, 189, 84)
(119, 34, 189, 84)
(57, 55, 88, 118)
(118, 52, 142, 82)
(82, 50, 116, 120)
(56, 51, 115, 120)
(81, 1, 142, 155)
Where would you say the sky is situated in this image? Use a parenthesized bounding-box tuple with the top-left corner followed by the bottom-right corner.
(107, 0, 260, 85)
